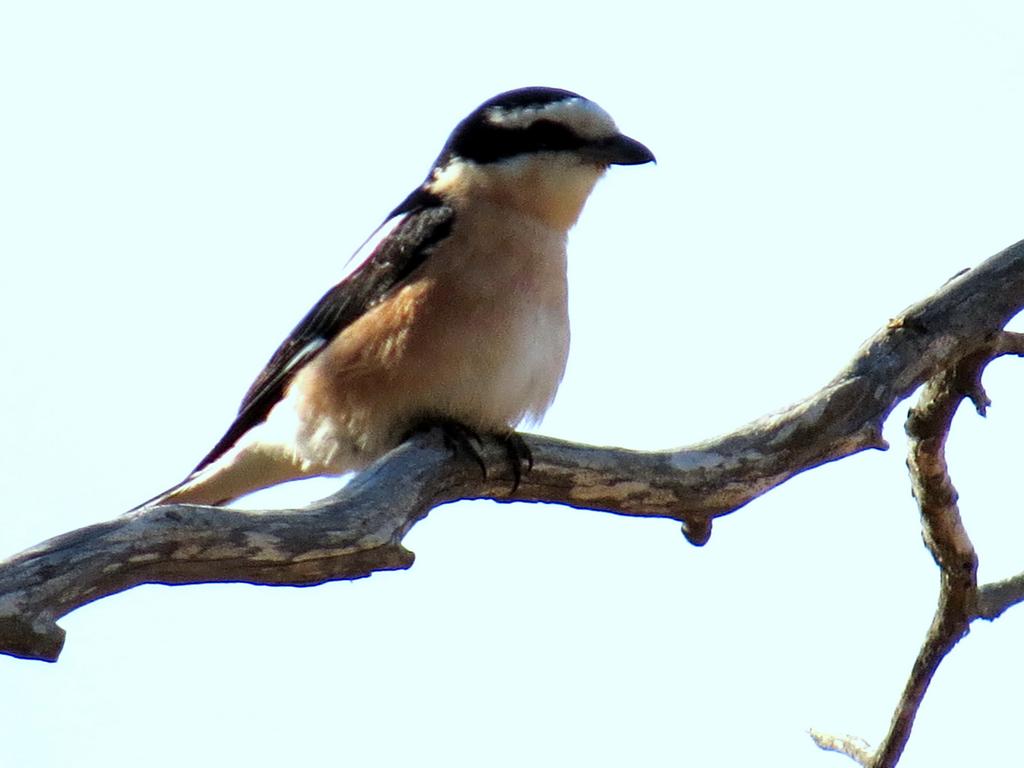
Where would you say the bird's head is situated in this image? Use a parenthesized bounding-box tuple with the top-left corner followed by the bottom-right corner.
(422, 87, 655, 229)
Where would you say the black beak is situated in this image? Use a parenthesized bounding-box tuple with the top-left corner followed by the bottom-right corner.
(582, 133, 656, 166)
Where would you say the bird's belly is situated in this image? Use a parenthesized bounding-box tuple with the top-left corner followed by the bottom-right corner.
(424, 285, 570, 428)
(404, 220, 571, 433)
(284, 217, 571, 472)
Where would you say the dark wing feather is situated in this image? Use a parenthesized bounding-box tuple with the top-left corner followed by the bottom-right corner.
(192, 193, 454, 471)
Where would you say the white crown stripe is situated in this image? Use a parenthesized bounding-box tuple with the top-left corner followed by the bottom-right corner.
(484, 98, 619, 140)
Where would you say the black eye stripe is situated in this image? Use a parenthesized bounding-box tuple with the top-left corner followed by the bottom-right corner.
(442, 117, 588, 165)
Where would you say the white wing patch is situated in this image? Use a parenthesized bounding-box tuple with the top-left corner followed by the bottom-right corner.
(280, 338, 327, 376)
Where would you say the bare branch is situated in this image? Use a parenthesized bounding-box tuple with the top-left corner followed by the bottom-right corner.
(862, 355, 981, 768)
(4, 239, 1024, 664)
(810, 331, 1024, 767)
(977, 573, 1024, 620)
(807, 730, 873, 766)
(964, 332, 1024, 624)
(992, 330, 1024, 356)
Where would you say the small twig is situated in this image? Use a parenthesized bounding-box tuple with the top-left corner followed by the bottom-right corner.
(992, 330, 1024, 356)
(808, 730, 873, 766)
(976, 572, 1024, 620)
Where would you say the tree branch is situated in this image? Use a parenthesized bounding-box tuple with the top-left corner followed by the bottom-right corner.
(976, 572, 1024, 619)
(4, 239, 1024, 664)
(810, 332, 1024, 766)
(868, 352, 981, 767)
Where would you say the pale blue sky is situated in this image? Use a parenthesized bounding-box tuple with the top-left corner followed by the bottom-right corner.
(3, 2, 1024, 766)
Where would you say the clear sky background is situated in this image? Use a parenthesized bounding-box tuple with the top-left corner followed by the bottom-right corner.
(2, 2, 1024, 766)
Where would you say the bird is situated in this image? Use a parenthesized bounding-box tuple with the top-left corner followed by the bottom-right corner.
(137, 86, 654, 509)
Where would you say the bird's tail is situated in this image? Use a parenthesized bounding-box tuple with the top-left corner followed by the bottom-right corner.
(127, 442, 316, 512)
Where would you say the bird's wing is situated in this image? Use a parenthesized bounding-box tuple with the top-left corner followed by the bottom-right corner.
(192, 192, 454, 472)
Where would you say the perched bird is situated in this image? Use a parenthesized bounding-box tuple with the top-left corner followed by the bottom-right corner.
(138, 86, 654, 508)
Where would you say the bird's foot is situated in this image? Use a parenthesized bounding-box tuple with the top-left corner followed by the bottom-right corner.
(405, 418, 532, 492)
(406, 417, 487, 478)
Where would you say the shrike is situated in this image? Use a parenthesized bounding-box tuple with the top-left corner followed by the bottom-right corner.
(140, 86, 654, 508)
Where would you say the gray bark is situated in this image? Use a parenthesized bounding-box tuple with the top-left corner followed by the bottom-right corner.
(3, 239, 1024, 664)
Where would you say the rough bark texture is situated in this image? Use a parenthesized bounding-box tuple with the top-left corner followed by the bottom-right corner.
(4, 238, 1024, 765)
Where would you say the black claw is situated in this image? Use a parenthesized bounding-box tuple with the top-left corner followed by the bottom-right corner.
(404, 418, 532, 491)
(406, 417, 487, 478)
(442, 421, 488, 479)
(500, 431, 533, 493)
